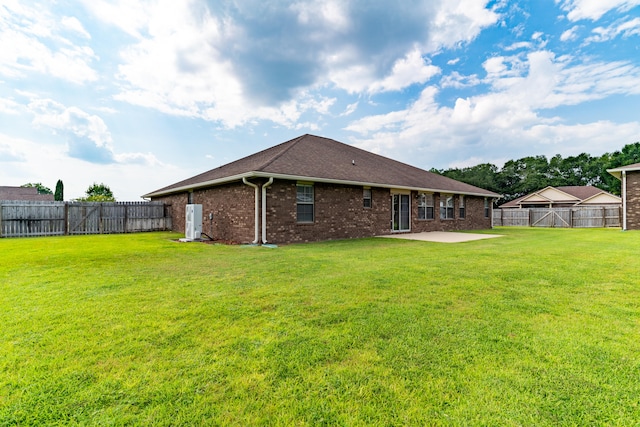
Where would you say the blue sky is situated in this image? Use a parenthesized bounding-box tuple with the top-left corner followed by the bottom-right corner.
(1, 0, 639, 200)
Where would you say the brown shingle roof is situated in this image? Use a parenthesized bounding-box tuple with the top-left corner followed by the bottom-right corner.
(0, 186, 55, 201)
(554, 186, 603, 200)
(145, 134, 500, 198)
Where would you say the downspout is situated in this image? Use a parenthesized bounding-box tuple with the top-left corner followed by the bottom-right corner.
(242, 177, 260, 244)
(622, 170, 627, 231)
(261, 177, 274, 244)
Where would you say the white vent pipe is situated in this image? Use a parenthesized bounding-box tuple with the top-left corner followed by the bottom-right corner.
(261, 177, 273, 243)
(242, 178, 260, 244)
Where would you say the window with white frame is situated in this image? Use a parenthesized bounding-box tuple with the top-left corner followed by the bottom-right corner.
(484, 197, 490, 218)
(363, 188, 372, 208)
(418, 193, 434, 220)
(297, 184, 314, 222)
(440, 194, 454, 219)
(459, 195, 465, 219)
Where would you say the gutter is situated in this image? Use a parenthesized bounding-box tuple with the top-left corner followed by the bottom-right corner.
(261, 177, 273, 244)
(242, 178, 260, 244)
(622, 170, 627, 231)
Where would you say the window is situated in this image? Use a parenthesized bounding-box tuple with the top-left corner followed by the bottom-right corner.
(440, 194, 454, 219)
(484, 197, 490, 218)
(363, 188, 372, 208)
(297, 184, 314, 222)
(459, 195, 465, 219)
(418, 193, 434, 220)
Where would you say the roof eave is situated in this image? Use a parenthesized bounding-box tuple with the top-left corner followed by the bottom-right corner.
(607, 166, 640, 180)
(143, 171, 501, 199)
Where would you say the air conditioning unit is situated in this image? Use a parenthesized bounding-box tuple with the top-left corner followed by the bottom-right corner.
(185, 204, 203, 241)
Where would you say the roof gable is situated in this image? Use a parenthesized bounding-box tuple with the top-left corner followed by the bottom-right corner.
(145, 134, 500, 198)
(577, 192, 621, 205)
(519, 193, 552, 203)
(537, 186, 580, 202)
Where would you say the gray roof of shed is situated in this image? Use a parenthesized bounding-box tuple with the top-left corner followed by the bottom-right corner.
(0, 186, 55, 201)
(144, 134, 500, 198)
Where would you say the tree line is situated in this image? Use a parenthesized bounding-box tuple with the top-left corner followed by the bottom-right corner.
(21, 181, 115, 202)
(434, 142, 640, 204)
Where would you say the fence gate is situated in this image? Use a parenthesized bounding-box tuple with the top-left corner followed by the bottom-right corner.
(530, 208, 571, 228)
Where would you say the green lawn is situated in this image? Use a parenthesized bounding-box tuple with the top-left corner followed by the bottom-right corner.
(1, 228, 640, 426)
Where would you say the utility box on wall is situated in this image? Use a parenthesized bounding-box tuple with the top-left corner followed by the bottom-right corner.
(185, 204, 203, 240)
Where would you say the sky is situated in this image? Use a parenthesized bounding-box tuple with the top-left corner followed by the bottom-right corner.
(1, 0, 639, 201)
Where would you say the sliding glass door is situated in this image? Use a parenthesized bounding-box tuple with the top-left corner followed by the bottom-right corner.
(392, 193, 410, 232)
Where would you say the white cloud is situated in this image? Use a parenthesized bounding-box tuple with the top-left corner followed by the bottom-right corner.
(346, 49, 640, 168)
(0, 97, 22, 114)
(82, 0, 499, 128)
(504, 41, 532, 51)
(341, 101, 359, 117)
(78, 0, 150, 39)
(0, 1, 97, 84)
(60, 16, 91, 39)
(440, 71, 481, 89)
(558, 0, 640, 22)
(19, 95, 166, 167)
(560, 25, 580, 41)
(368, 49, 441, 93)
(428, 0, 500, 50)
(586, 17, 640, 42)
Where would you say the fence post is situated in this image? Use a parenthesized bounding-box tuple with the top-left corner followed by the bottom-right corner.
(0, 202, 3, 238)
(124, 203, 128, 233)
(570, 209, 573, 228)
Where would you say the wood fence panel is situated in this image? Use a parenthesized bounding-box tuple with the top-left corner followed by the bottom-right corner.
(496, 207, 621, 228)
(500, 209, 530, 226)
(604, 207, 621, 227)
(0, 201, 170, 238)
(0, 202, 66, 237)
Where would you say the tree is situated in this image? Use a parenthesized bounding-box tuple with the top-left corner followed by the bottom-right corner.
(21, 182, 53, 194)
(441, 163, 500, 193)
(54, 179, 64, 201)
(76, 182, 115, 202)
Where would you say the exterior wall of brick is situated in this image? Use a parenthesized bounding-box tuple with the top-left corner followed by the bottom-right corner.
(153, 178, 493, 244)
(266, 181, 391, 244)
(411, 193, 492, 233)
(625, 171, 640, 230)
(152, 181, 257, 243)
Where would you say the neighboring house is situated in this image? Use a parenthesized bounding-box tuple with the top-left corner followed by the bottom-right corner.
(608, 162, 640, 230)
(499, 186, 621, 209)
(0, 186, 54, 202)
(144, 134, 500, 244)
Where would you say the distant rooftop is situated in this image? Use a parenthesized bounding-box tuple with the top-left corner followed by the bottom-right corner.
(0, 186, 55, 202)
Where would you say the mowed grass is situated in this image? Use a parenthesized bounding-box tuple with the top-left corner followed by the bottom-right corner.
(1, 228, 640, 426)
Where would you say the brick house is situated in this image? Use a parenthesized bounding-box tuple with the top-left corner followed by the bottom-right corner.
(608, 163, 640, 230)
(144, 134, 500, 244)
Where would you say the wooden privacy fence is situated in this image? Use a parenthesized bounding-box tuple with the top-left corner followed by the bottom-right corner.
(493, 207, 621, 228)
(0, 201, 172, 238)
